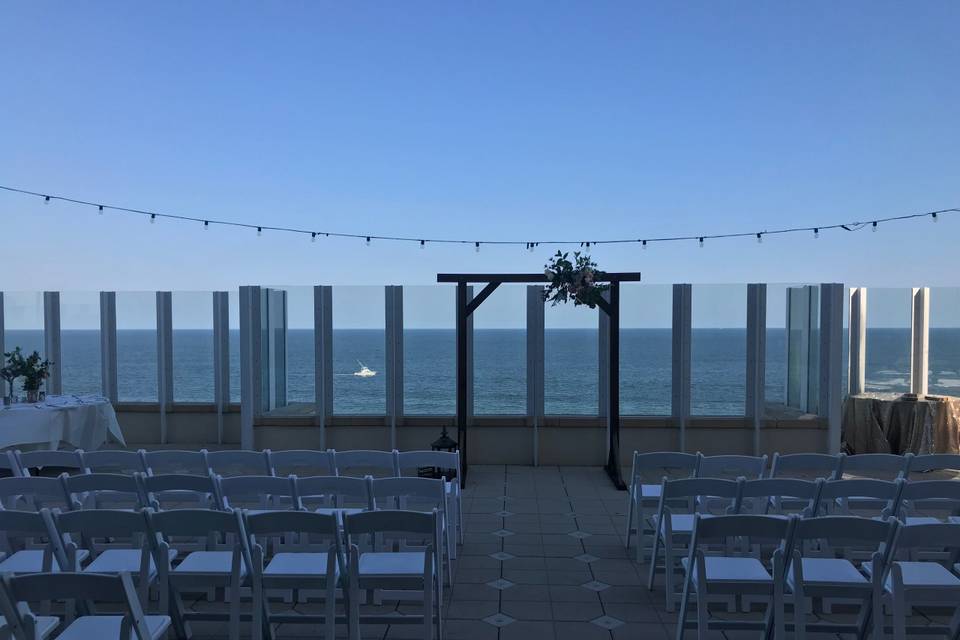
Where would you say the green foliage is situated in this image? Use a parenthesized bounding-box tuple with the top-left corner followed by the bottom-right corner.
(1, 347, 53, 391)
(542, 251, 609, 309)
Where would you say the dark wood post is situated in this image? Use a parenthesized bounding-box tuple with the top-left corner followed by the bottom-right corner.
(456, 282, 469, 487)
(605, 281, 626, 489)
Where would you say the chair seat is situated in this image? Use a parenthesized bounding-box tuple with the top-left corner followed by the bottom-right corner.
(56, 614, 171, 640)
(787, 558, 868, 588)
(639, 484, 661, 498)
(358, 552, 428, 577)
(84, 548, 176, 578)
(680, 556, 773, 583)
(264, 552, 338, 578)
(651, 513, 713, 534)
(174, 551, 246, 576)
(316, 507, 364, 517)
(863, 561, 960, 590)
(0, 614, 59, 639)
(0, 549, 89, 573)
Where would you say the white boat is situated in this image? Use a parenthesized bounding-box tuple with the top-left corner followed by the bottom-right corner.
(353, 361, 376, 378)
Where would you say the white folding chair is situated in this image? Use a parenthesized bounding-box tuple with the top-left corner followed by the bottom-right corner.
(820, 478, 904, 519)
(139, 473, 220, 511)
(205, 449, 272, 477)
(295, 476, 373, 516)
(246, 510, 344, 640)
(0, 571, 170, 640)
(676, 514, 794, 640)
(49, 508, 174, 609)
(647, 477, 743, 612)
(61, 472, 143, 511)
(769, 452, 843, 480)
(884, 479, 960, 526)
(370, 476, 454, 586)
(738, 478, 823, 518)
(81, 449, 147, 475)
(0, 508, 80, 576)
(840, 453, 911, 480)
(1, 450, 24, 478)
(396, 450, 463, 545)
(625, 451, 700, 562)
(14, 450, 85, 478)
(141, 449, 210, 476)
(217, 475, 297, 514)
(344, 509, 442, 640)
(785, 516, 896, 639)
(0, 476, 72, 512)
(332, 450, 397, 478)
(907, 453, 960, 479)
(146, 508, 253, 640)
(267, 449, 336, 478)
(697, 454, 768, 479)
(872, 522, 960, 640)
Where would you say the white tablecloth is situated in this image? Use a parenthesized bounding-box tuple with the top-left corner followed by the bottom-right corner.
(0, 395, 126, 451)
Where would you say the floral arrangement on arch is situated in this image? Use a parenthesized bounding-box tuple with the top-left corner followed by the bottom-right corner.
(543, 251, 609, 309)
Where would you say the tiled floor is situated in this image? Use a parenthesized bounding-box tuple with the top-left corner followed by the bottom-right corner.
(187, 465, 953, 639)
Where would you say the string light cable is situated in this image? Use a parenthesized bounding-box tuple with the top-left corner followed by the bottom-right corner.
(1, 184, 957, 250)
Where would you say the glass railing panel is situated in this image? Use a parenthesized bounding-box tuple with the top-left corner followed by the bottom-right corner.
(2, 291, 44, 398)
(545, 297, 598, 416)
(60, 292, 101, 396)
(229, 291, 240, 403)
(929, 287, 960, 396)
(692, 284, 746, 416)
(116, 292, 157, 402)
(403, 286, 455, 415)
(473, 285, 526, 415)
(172, 291, 214, 403)
(765, 284, 788, 407)
(260, 286, 315, 415)
(333, 286, 384, 415)
(620, 284, 672, 416)
(864, 288, 911, 396)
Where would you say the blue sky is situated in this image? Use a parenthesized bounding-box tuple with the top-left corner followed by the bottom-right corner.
(1, 2, 958, 327)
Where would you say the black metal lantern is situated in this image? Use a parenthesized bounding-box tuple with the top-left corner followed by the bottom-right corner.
(418, 426, 459, 479)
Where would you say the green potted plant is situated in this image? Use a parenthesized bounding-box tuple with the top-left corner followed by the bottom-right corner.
(1, 347, 26, 406)
(20, 350, 53, 403)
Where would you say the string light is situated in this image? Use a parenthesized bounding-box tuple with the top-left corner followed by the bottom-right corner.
(756, 232, 763, 244)
(475, 241, 480, 253)
(420, 239, 425, 250)
(698, 237, 704, 248)
(311, 232, 316, 242)
(204, 220, 209, 231)
(2, 185, 956, 252)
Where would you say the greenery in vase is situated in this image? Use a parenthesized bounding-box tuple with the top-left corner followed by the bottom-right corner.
(1, 347, 53, 393)
(542, 251, 609, 309)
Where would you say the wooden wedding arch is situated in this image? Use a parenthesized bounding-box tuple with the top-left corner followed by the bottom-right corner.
(437, 271, 642, 489)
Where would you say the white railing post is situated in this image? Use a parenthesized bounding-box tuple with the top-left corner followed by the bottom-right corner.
(385, 285, 404, 450)
(911, 287, 930, 396)
(239, 286, 262, 450)
(156, 292, 173, 444)
(848, 288, 867, 396)
(672, 284, 692, 451)
(314, 286, 333, 449)
(746, 284, 766, 455)
(213, 291, 230, 445)
(526, 286, 545, 465)
(99, 292, 118, 403)
(43, 292, 62, 396)
(819, 283, 845, 454)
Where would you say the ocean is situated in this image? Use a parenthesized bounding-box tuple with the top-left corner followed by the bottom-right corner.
(3, 329, 959, 415)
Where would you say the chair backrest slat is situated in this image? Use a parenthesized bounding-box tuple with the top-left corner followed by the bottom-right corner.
(332, 450, 398, 478)
(205, 449, 271, 477)
(770, 453, 842, 480)
(267, 449, 335, 477)
(697, 454, 768, 479)
(142, 449, 209, 475)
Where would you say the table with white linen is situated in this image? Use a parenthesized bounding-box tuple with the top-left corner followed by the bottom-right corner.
(0, 395, 126, 451)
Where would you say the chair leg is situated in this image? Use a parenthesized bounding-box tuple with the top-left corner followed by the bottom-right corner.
(423, 574, 434, 640)
(625, 491, 635, 550)
(675, 572, 691, 640)
(793, 589, 806, 640)
(696, 584, 708, 640)
(325, 578, 337, 640)
(435, 573, 444, 640)
(348, 583, 360, 640)
(647, 532, 661, 591)
(892, 591, 906, 640)
(664, 542, 676, 612)
(252, 576, 264, 640)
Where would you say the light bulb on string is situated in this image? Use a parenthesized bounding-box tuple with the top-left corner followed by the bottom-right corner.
(98, 205, 104, 215)
(311, 232, 316, 243)
(365, 236, 371, 246)
(150, 214, 156, 224)
(420, 240, 425, 250)
(932, 213, 938, 223)
(642, 240, 647, 250)
(475, 242, 480, 253)
(872, 221, 878, 232)
(756, 233, 763, 244)
(698, 237, 704, 248)
(203, 220, 209, 231)
(44, 196, 50, 205)
(814, 228, 819, 239)
(257, 227, 263, 237)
